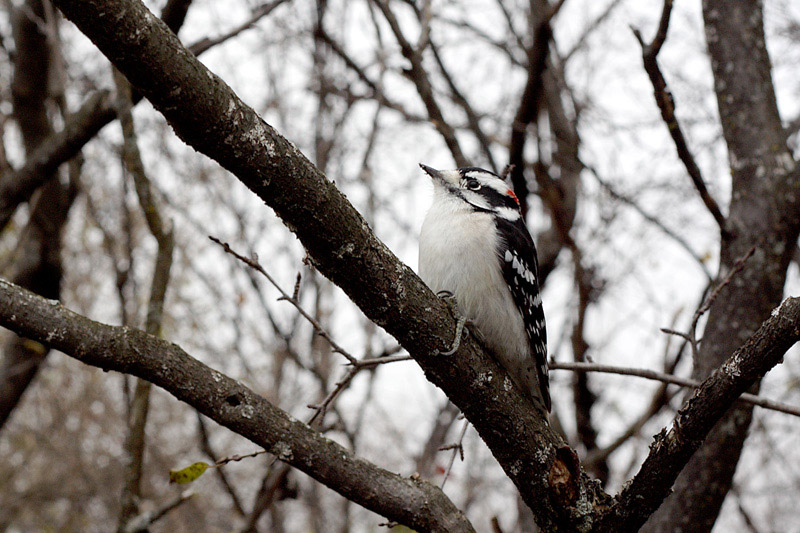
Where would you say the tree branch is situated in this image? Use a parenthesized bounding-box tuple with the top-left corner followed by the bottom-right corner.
(45, 1, 608, 529)
(114, 67, 176, 529)
(551, 361, 800, 418)
(0, 0, 274, 232)
(33, 1, 800, 530)
(632, 0, 728, 234)
(0, 89, 112, 231)
(371, 0, 469, 166)
(596, 297, 800, 530)
(0, 278, 475, 533)
(507, 0, 554, 216)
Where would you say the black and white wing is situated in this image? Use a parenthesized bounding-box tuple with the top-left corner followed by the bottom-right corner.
(495, 217, 550, 411)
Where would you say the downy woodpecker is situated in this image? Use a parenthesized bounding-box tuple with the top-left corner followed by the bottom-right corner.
(418, 164, 550, 412)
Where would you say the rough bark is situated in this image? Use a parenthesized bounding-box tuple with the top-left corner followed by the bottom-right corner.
(0, 279, 475, 533)
(599, 297, 800, 530)
(642, 1, 800, 531)
(2, 281, 799, 532)
(34, 0, 800, 529)
(42, 1, 615, 529)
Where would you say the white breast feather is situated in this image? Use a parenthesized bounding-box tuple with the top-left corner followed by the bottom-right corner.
(419, 190, 533, 394)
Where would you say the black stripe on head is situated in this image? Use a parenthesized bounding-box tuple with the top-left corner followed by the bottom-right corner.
(457, 167, 522, 214)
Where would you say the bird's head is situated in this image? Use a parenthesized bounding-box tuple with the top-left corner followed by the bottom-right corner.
(419, 164, 521, 221)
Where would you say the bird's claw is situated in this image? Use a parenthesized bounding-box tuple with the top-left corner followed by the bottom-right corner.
(436, 290, 467, 355)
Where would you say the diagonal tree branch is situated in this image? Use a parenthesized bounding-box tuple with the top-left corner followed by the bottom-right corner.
(32, 1, 800, 530)
(632, 0, 728, 234)
(371, 0, 469, 167)
(597, 296, 800, 530)
(31, 1, 609, 529)
(0, 278, 475, 533)
(0, 89, 113, 231)
(0, 0, 284, 232)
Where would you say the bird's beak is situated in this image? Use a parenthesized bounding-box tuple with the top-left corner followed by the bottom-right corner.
(419, 163, 457, 187)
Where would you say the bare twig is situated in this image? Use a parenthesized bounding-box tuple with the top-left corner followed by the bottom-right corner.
(507, 2, 554, 216)
(427, 35, 497, 172)
(115, 67, 175, 530)
(371, 0, 469, 166)
(187, 0, 289, 56)
(123, 490, 194, 533)
(210, 236, 358, 365)
(196, 414, 246, 515)
(415, 401, 461, 479)
(678, 245, 756, 358)
(439, 418, 469, 489)
(550, 360, 800, 418)
(583, 160, 713, 280)
(632, 0, 727, 233)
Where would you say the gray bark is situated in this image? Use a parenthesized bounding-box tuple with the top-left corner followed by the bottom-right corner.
(642, 1, 800, 531)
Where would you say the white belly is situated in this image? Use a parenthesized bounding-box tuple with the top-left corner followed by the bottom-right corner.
(419, 201, 533, 393)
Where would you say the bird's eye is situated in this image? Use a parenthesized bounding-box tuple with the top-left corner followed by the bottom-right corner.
(466, 180, 481, 191)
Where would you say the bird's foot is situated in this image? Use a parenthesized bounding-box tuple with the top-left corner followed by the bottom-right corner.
(436, 290, 468, 356)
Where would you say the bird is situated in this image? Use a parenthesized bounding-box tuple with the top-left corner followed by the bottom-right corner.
(418, 164, 550, 413)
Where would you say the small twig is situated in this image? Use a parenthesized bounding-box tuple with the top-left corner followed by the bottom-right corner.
(187, 0, 290, 56)
(632, 0, 728, 234)
(694, 245, 756, 320)
(353, 353, 413, 368)
(123, 490, 193, 533)
(685, 245, 756, 357)
(549, 361, 800, 418)
(213, 448, 269, 468)
(440, 418, 469, 489)
(210, 236, 358, 365)
(583, 160, 713, 280)
(662, 245, 756, 358)
(659, 328, 693, 342)
(371, 0, 469, 166)
(196, 414, 246, 515)
(291, 272, 302, 300)
(197, 242, 406, 472)
(309, 345, 406, 424)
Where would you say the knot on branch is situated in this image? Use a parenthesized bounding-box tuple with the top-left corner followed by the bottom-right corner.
(548, 446, 581, 505)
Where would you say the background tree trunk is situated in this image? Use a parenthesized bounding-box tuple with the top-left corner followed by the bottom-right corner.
(642, 1, 800, 530)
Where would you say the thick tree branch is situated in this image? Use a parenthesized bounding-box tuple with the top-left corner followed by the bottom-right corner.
(597, 297, 800, 530)
(37, 1, 610, 529)
(644, 1, 800, 529)
(0, 278, 475, 533)
(33, 1, 800, 530)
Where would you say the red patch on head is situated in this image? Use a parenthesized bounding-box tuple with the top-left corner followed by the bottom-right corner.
(506, 189, 519, 205)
